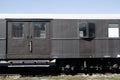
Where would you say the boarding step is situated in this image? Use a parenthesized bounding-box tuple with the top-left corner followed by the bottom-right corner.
(0, 59, 56, 67)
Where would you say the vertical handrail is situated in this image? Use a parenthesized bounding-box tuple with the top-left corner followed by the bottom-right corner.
(29, 41, 32, 53)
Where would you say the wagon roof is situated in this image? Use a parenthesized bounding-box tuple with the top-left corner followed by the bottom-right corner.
(0, 14, 120, 19)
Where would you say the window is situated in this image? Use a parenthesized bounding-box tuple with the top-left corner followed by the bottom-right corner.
(12, 23, 23, 38)
(34, 22, 46, 38)
(79, 22, 95, 38)
(89, 23, 95, 37)
(108, 24, 119, 38)
(79, 23, 87, 37)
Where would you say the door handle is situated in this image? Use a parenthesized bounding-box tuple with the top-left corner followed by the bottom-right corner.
(29, 41, 32, 53)
(27, 35, 29, 39)
(30, 35, 32, 39)
(27, 35, 32, 39)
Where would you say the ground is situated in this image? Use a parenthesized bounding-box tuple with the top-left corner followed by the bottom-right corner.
(1, 74, 120, 80)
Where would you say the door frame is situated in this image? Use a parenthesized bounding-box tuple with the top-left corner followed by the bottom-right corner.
(6, 19, 52, 59)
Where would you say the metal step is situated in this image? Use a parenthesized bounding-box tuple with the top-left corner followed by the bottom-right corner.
(8, 64, 50, 67)
(0, 59, 56, 67)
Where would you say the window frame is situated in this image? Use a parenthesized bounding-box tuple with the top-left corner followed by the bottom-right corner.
(79, 22, 88, 38)
(12, 22, 24, 39)
(33, 22, 46, 39)
(108, 23, 119, 38)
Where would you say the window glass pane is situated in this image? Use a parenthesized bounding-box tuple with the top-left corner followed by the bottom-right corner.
(34, 22, 46, 38)
(79, 23, 87, 37)
(108, 24, 119, 38)
(108, 24, 119, 28)
(12, 23, 23, 38)
(89, 23, 95, 37)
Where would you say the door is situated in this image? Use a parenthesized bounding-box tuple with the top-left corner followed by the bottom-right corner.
(7, 21, 51, 59)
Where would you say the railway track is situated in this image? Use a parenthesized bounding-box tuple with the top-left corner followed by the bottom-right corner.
(0, 67, 119, 77)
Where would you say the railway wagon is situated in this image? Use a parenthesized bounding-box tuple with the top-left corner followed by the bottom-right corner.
(0, 14, 120, 72)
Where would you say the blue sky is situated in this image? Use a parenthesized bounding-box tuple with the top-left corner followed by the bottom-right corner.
(0, 0, 120, 13)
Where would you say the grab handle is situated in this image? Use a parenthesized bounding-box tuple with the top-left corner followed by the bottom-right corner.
(29, 41, 32, 53)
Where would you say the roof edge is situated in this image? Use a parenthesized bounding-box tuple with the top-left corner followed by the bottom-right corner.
(0, 14, 120, 19)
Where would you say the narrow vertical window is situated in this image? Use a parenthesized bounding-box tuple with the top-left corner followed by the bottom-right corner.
(12, 23, 23, 38)
(34, 22, 46, 38)
(79, 23, 87, 37)
(108, 24, 119, 38)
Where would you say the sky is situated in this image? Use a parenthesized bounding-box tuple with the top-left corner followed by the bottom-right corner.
(0, 0, 120, 14)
